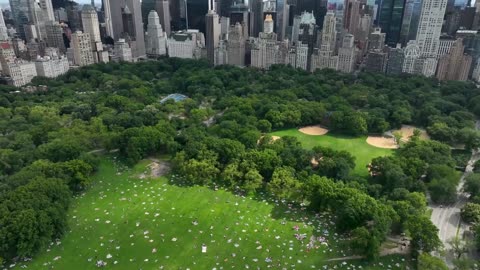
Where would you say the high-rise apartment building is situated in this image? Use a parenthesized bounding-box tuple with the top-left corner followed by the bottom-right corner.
(436, 38, 472, 81)
(226, 22, 245, 66)
(102, 0, 114, 37)
(35, 55, 69, 78)
(45, 21, 66, 53)
(82, 5, 102, 43)
(337, 34, 356, 73)
(71, 31, 95, 66)
(39, 0, 55, 21)
(386, 45, 405, 74)
(320, 11, 336, 52)
(368, 28, 386, 51)
(205, 0, 220, 64)
(146, 10, 167, 57)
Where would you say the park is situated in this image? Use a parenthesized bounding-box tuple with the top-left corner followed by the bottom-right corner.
(18, 157, 412, 269)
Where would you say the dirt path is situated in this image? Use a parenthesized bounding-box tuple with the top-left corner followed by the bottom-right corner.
(138, 159, 171, 179)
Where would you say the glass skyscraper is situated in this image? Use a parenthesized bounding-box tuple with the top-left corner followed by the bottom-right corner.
(378, 0, 406, 46)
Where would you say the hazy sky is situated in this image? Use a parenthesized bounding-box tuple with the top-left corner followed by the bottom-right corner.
(0, 0, 94, 6)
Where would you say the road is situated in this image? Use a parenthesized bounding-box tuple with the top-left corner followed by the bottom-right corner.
(430, 121, 480, 263)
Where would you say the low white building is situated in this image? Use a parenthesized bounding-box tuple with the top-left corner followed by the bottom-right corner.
(35, 56, 69, 78)
(167, 30, 205, 59)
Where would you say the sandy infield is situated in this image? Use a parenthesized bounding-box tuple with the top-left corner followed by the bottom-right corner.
(257, 135, 281, 144)
(298, 125, 329, 136)
(394, 125, 430, 142)
(366, 136, 399, 149)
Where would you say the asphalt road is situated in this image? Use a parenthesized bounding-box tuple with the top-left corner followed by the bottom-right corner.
(430, 121, 480, 261)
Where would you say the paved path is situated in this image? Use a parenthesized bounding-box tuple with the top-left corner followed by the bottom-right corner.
(430, 121, 480, 266)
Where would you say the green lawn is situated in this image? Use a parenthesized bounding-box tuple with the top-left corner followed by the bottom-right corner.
(271, 129, 394, 176)
(20, 158, 411, 269)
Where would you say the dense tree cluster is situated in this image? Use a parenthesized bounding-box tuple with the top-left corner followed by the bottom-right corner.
(1, 59, 479, 263)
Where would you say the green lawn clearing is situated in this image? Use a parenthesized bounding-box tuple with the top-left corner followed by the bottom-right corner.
(271, 129, 394, 176)
(20, 158, 411, 269)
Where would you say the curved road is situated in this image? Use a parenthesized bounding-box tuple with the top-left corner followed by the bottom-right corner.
(430, 121, 480, 262)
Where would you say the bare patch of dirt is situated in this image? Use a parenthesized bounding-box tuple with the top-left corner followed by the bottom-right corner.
(298, 125, 329, 136)
(366, 136, 399, 149)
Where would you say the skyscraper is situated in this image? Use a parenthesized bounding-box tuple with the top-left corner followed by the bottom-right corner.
(108, 0, 145, 58)
(0, 9, 9, 41)
(146, 10, 167, 57)
(415, 0, 448, 58)
(337, 34, 356, 73)
(9, 0, 29, 39)
(156, 0, 171, 36)
(226, 22, 245, 66)
(81, 5, 101, 43)
(102, 0, 114, 37)
(436, 38, 472, 81)
(344, 0, 360, 37)
(39, 0, 55, 21)
(320, 11, 336, 51)
(377, 0, 406, 46)
(205, 0, 220, 64)
(399, 0, 421, 45)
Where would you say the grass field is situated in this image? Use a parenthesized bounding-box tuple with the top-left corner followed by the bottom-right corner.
(271, 129, 394, 176)
(20, 158, 411, 269)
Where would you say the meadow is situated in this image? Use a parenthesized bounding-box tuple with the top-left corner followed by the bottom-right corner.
(19, 158, 411, 269)
(271, 129, 394, 176)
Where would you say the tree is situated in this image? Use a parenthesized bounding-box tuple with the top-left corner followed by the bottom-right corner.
(393, 131, 403, 146)
(406, 216, 442, 255)
(465, 173, 480, 198)
(460, 203, 480, 224)
(417, 253, 449, 270)
(267, 166, 303, 201)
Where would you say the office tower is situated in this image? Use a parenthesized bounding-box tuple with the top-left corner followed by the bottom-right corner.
(39, 0, 55, 21)
(377, 0, 406, 46)
(460, 7, 475, 30)
(156, 0, 171, 36)
(365, 50, 388, 73)
(296, 0, 328, 29)
(66, 4, 82, 31)
(205, 0, 220, 64)
(297, 11, 317, 70)
(416, 0, 448, 58)
(82, 5, 101, 43)
(399, 0, 421, 45)
(220, 0, 234, 17)
(0, 9, 9, 41)
(291, 15, 301, 43)
(146, 10, 167, 57)
(386, 45, 405, 74)
(357, 14, 372, 45)
(126, 0, 146, 58)
(71, 31, 94, 66)
(141, 0, 156, 30)
(187, 0, 208, 33)
(230, 1, 249, 27)
(368, 27, 386, 50)
(444, 8, 460, 35)
(9, 0, 29, 39)
(122, 5, 136, 38)
(250, 0, 263, 37)
(337, 34, 356, 73)
(226, 22, 245, 66)
(344, 0, 360, 37)
(113, 38, 133, 62)
(45, 21, 66, 53)
(436, 38, 472, 81)
(102, 0, 114, 37)
(276, 0, 290, 40)
(402, 40, 420, 73)
(321, 11, 336, 51)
